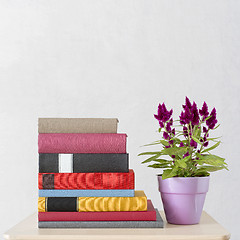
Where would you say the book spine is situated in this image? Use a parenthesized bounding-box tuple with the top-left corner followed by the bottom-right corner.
(38, 118, 118, 133)
(38, 190, 135, 197)
(39, 170, 134, 189)
(39, 153, 129, 173)
(38, 133, 127, 154)
(38, 192, 147, 212)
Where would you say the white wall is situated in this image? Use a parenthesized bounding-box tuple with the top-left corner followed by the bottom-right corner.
(0, 0, 239, 239)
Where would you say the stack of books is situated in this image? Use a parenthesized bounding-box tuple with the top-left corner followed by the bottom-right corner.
(38, 118, 163, 228)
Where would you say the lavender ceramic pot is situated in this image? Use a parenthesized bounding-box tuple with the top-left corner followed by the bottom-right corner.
(157, 176, 210, 225)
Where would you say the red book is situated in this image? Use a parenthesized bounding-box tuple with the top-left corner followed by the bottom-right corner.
(38, 200, 156, 221)
(39, 170, 135, 189)
(38, 133, 127, 153)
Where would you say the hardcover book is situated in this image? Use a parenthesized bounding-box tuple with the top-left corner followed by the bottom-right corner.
(39, 153, 129, 173)
(38, 209, 164, 228)
(39, 170, 134, 189)
(38, 118, 118, 133)
(38, 191, 147, 212)
(38, 200, 156, 221)
(38, 133, 127, 154)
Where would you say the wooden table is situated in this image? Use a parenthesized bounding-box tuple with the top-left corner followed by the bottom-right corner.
(3, 211, 230, 240)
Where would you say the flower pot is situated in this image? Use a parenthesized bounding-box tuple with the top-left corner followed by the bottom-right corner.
(157, 176, 210, 225)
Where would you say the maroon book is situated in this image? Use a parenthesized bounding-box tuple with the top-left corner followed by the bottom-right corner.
(38, 200, 156, 221)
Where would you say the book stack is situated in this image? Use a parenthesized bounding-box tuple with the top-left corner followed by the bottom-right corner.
(38, 118, 163, 228)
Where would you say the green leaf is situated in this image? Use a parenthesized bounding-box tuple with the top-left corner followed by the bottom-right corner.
(198, 166, 226, 172)
(207, 137, 222, 142)
(198, 154, 227, 167)
(161, 147, 187, 156)
(213, 124, 220, 130)
(175, 160, 187, 168)
(204, 115, 212, 121)
(143, 141, 162, 147)
(138, 151, 161, 156)
(191, 136, 203, 145)
(158, 128, 162, 133)
(202, 141, 221, 153)
(160, 140, 170, 146)
(162, 168, 178, 179)
(141, 154, 162, 164)
(147, 163, 170, 168)
(153, 159, 171, 164)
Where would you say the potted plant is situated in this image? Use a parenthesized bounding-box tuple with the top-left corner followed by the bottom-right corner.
(138, 97, 228, 225)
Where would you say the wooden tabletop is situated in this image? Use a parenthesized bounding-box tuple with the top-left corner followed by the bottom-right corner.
(3, 211, 230, 240)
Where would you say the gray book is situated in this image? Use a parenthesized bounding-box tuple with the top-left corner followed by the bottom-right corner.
(38, 209, 164, 228)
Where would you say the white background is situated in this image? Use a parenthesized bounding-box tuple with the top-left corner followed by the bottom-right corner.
(0, 0, 239, 239)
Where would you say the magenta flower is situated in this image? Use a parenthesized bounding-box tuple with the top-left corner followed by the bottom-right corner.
(154, 103, 173, 128)
(163, 131, 170, 140)
(179, 142, 184, 147)
(206, 108, 218, 129)
(183, 152, 189, 158)
(199, 102, 209, 120)
(192, 102, 200, 125)
(190, 138, 197, 148)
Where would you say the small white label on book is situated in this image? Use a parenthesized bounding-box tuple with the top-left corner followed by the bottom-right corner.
(59, 154, 73, 173)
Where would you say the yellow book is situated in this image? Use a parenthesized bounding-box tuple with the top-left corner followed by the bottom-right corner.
(38, 191, 147, 212)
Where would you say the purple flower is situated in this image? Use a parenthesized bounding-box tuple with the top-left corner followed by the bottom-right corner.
(171, 128, 175, 135)
(183, 152, 189, 158)
(199, 102, 209, 120)
(159, 121, 164, 128)
(166, 122, 172, 132)
(203, 141, 209, 147)
(171, 155, 175, 158)
(169, 140, 174, 145)
(179, 142, 184, 147)
(192, 102, 200, 125)
(183, 126, 188, 137)
(183, 97, 192, 110)
(206, 108, 217, 129)
(163, 131, 170, 140)
(203, 126, 208, 133)
(180, 111, 186, 125)
(154, 103, 173, 128)
(190, 138, 197, 148)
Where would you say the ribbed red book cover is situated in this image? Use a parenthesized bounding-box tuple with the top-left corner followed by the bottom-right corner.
(39, 170, 134, 189)
(38, 133, 127, 153)
(38, 200, 156, 221)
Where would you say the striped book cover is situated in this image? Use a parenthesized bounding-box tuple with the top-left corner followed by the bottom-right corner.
(38, 200, 156, 221)
(39, 153, 129, 173)
(38, 191, 147, 212)
(39, 170, 134, 189)
(38, 133, 127, 154)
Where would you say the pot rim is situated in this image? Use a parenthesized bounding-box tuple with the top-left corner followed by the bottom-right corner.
(157, 175, 210, 179)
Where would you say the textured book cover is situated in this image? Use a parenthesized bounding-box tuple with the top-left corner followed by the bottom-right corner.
(39, 170, 134, 189)
(39, 189, 135, 197)
(38, 118, 118, 133)
(38, 191, 147, 212)
(38, 133, 127, 154)
(38, 208, 164, 228)
(38, 200, 156, 221)
(39, 153, 129, 173)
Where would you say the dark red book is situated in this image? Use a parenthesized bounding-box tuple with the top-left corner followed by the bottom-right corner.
(38, 200, 156, 221)
(39, 170, 134, 189)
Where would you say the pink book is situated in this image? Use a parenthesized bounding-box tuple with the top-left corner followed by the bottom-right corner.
(38, 133, 127, 153)
(38, 200, 156, 221)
